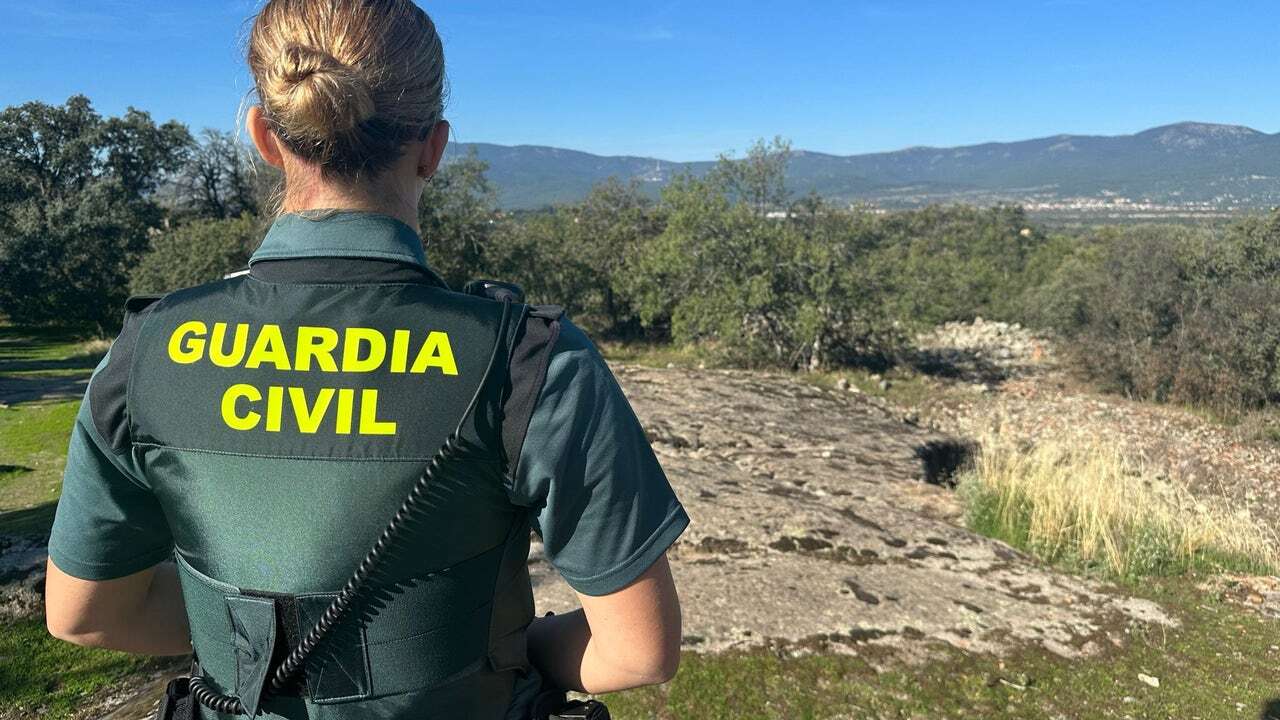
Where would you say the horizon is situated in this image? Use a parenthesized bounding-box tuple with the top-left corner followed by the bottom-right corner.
(449, 119, 1278, 161)
(3, 2, 1280, 161)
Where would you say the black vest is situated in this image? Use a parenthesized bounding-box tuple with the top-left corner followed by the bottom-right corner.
(123, 261, 560, 719)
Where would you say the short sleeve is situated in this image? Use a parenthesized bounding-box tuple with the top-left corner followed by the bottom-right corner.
(47, 353, 174, 581)
(510, 320, 688, 596)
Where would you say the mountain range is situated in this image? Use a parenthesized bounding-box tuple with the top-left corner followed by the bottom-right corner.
(444, 122, 1280, 215)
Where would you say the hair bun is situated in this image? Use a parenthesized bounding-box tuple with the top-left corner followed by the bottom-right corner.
(267, 44, 375, 142)
(249, 0, 446, 178)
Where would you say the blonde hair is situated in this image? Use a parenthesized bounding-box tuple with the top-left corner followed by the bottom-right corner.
(247, 0, 446, 179)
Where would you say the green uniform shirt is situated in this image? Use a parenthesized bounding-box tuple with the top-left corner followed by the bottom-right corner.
(46, 210, 689, 714)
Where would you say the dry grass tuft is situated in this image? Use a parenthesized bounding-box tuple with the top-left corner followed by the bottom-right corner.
(958, 432, 1278, 579)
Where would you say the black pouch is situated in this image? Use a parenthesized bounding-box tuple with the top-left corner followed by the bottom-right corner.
(154, 676, 195, 720)
(531, 689, 611, 720)
(550, 699, 611, 720)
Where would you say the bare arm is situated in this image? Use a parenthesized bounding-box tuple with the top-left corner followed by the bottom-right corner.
(45, 557, 191, 656)
(527, 553, 681, 694)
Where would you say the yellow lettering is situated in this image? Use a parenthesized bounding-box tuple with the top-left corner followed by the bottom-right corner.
(390, 330, 410, 373)
(265, 386, 284, 432)
(335, 388, 354, 435)
(168, 321, 207, 364)
(289, 387, 334, 434)
(245, 325, 292, 370)
(221, 384, 261, 430)
(343, 328, 387, 373)
(358, 389, 397, 435)
(209, 323, 249, 368)
(409, 331, 458, 375)
(296, 326, 339, 372)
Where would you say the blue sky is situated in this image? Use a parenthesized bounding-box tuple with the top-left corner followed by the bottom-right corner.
(2, 1, 1278, 161)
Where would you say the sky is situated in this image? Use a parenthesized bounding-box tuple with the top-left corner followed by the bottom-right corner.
(2, 1, 1279, 162)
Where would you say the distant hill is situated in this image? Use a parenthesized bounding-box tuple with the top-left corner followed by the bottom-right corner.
(446, 123, 1280, 216)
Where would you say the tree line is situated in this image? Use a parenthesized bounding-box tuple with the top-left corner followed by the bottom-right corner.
(4, 96, 1280, 413)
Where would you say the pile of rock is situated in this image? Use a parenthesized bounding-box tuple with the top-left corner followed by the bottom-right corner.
(913, 317, 1054, 383)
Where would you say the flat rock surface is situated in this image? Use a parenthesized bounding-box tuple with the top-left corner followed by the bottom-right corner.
(530, 364, 1173, 660)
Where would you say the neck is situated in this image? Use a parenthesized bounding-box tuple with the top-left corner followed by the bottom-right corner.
(279, 169, 422, 234)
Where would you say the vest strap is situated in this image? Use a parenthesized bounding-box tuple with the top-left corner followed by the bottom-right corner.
(225, 595, 276, 716)
(503, 304, 564, 480)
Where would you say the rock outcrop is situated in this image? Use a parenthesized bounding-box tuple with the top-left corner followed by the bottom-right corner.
(530, 364, 1172, 660)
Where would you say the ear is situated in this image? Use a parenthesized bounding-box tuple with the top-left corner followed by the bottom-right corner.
(415, 120, 451, 179)
(247, 105, 285, 169)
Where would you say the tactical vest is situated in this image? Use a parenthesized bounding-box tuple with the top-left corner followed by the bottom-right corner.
(123, 269, 561, 719)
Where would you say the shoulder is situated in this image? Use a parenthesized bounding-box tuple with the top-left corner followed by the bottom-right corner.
(86, 294, 165, 452)
(521, 316, 628, 429)
(538, 319, 611, 398)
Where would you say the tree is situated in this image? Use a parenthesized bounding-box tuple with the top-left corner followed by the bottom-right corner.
(707, 136, 792, 216)
(481, 179, 663, 336)
(574, 178, 664, 333)
(168, 129, 274, 220)
(622, 139, 901, 370)
(869, 204, 1042, 327)
(418, 150, 499, 288)
(0, 95, 191, 329)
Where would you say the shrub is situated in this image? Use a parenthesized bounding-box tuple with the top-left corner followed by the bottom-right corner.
(621, 144, 907, 370)
(489, 179, 663, 338)
(1043, 216, 1280, 411)
(129, 214, 262, 295)
(870, 204, 1045, 327)
(419, 151, 500, 290)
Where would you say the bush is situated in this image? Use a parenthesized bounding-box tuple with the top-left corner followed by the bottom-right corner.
(488, 179, 663, 338)
(621, 145, 907, 370)
(129, 214, 262, 295)
(1038, 215, 1280, 411)
(419, 151, 500, 290)
(869, 204, 1046, 327)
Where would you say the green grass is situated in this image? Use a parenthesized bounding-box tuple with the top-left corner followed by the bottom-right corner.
(0, 394, 158, 720)
(0, 324, 105, 368)
(0, 326, 160, 720)
(0, 401, 79, 536)
(604, 581, 1280, 719)
(0, 617, 176, 720)
(964, 483, 1275, 581)
(0, 323, 97, 535)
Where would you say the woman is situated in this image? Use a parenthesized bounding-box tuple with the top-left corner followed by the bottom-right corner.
(42, 1, 688, 718)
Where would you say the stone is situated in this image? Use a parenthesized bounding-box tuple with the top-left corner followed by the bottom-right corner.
(526, 362, 1175, 659)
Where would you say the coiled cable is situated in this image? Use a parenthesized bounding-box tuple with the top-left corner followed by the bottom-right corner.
(190, 297, 514, 715)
